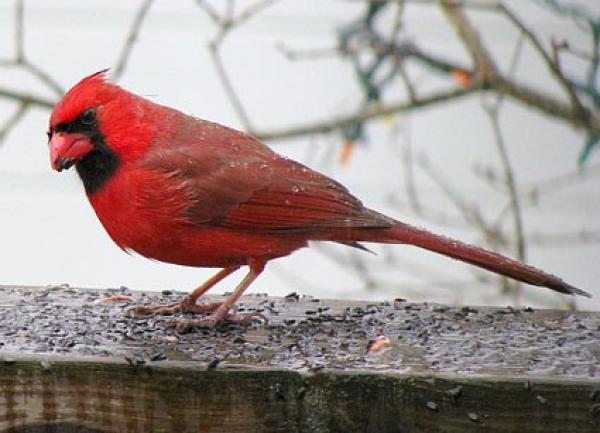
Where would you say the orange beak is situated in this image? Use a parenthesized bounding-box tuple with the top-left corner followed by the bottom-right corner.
(49, 132, 93, 171)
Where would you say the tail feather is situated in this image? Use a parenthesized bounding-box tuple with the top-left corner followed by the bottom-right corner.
(358, 221, 590, 298)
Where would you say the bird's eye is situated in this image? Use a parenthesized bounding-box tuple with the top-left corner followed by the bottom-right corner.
(46, 129, 52, 143)
(80, 108, 96, 124)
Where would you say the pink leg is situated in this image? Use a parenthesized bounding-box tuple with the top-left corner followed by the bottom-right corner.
(134, 265, 241, 315)
(173, 259, 266, 331)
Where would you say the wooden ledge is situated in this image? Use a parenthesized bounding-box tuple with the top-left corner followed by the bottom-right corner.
(0, 285, 599, 432)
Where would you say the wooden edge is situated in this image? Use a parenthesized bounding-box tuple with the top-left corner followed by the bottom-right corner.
(1, 354, 600, 433)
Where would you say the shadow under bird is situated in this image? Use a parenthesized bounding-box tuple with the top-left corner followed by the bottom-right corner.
(48, 71, 591, 329)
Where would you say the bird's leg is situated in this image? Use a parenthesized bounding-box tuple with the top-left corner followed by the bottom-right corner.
(134, 265, 241, 315)
(174, 259, 266, 331)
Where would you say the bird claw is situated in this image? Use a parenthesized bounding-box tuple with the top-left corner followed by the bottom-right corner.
(169, 311, 267, 333)
(131, 296, 223, 316)
(130, 302, 181, 316)
(227, 311, 267, 326)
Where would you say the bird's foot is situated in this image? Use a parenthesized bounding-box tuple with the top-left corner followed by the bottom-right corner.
(95, 294, 133, 304)
(170, 311, 267, 333)
(133, 295, 222, 316)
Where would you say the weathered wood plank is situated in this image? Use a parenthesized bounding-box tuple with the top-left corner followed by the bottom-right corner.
(1, 357, 599, 433)
(1, 285, 599, 432)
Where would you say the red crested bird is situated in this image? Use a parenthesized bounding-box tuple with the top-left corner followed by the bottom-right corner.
(48, 71, 590, 329)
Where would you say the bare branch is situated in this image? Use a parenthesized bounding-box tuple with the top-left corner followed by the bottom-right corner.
(482, 32, 527, 262)
(276, 43, 339, 61)
(236, 0, 278, 27)
(440, 0, 497, 81)
(387, 194, 471, 229)
(195, 1, 221, 24)
(197, 0, 280, 132)
(389, 2, 418, 102)
(437, 1, 596, 135)
(397, 120, 421, 212)
(397, 62, 417, 103)
(496, 4, 586, 119)
(267, 5, 599, 144)
(492, 74, 598, 133)
(528, 229, 600, 247)
(256, 85, 477, 141)
(522, 160, 600, 199)
(0, 102, 28, 143)
(0, 87, 56, 109)
(113, 0, 155, 81)
(22, 60, 64, 97)
(554, 39, 597, 62)
(14, 0, 24, 62)
(208, 43, 255, 132)
(8, 0, 64, 96)
(485, 109, 525, 260)
(417, 153, 498, 243)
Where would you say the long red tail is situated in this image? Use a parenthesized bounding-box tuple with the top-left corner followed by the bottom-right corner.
(356, 220, 590, 297)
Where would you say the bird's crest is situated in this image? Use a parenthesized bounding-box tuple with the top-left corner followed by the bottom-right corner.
(49, 69, 117, 127)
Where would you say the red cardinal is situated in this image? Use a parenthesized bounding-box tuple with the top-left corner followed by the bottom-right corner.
(48, 71, 590, 328)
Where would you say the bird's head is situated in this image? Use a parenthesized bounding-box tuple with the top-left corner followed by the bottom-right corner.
(48, 69, 118, 172)
(48, 70, 155, 193)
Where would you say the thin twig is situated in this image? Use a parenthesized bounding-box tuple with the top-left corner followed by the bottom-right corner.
(113, 0, 155, 80)
(271, 34, 600, 143)
(208, 43, 255, 132)
(482, 33, 527, 262)
(497, 4, 586, 120)
(10, 0, 64, 96)
(528, 229, 600, 247)
(440, 0, 497, 82)
(22, 60, 64, 96)
(554, 39, 597, 62)
(0, 87, 56, 109)
(0, 102, 29, 142)
(276, 43, 339, 61)
(392, 38, 600, 135)
(236, 0, 278, 27)
(195, 0, 221, 24)
(398, 117, 421, 213)
(197, 0, 280, 132)
(387, 194, 471, 229)
(523, 160, 600, 198)
(417, 153, 498, 244)
(480, 34, 527, 300)
(485, 110, 525, 260)
(493, 74, 599, 133)
(389, 1, 417, 102)
(386, 115, 421, 214)
(256, 85, 477, 141)
(14, 0, 24, 62)
(397, 62, 417, 103)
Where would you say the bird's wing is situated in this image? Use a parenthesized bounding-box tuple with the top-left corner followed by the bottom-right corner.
(140, 122, 390, 232)
(217, 156, 391, 231)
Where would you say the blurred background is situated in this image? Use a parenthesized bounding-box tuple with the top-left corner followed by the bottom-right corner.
(1, 0, 599, 310)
